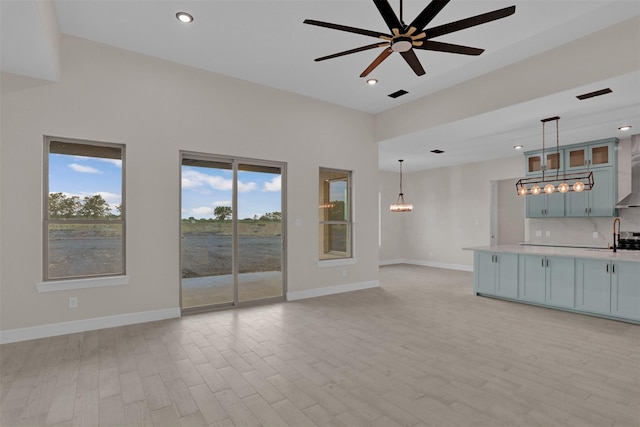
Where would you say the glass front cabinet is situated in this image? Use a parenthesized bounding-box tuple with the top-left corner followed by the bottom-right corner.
(523, 138, 617, 218)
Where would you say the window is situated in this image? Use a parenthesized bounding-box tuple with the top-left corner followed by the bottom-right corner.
(319, 168, 352, 260)
(44, 137, 125, 281)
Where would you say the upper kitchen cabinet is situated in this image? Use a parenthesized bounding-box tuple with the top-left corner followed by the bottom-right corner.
(525, 150, 563, 176)
(564, 138, 616, 171)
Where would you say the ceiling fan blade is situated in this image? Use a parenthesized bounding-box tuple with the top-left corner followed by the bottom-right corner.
(314, 42, 390, 62)
(360, 48, 393, 77)
(400, 50, 425, 76)
(424, 5, 516, 39)
(413, 40, 484, 55)
(303, 19, 389, 39)
(409, 0, 451, 31)
(373, 0, 403, 32)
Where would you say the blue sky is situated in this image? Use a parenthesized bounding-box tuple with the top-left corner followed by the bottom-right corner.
(181, 166, 281, 220)
(49, 153, 122, 214)
(49, 154, 281, 219)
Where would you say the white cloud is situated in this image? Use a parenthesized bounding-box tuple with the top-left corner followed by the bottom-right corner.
(96, 191, 121, 206)
(97, 158, 122, 168)
(192, 206, 214, 215)
(213, 200, 232, 206)
(182, 169, 256, 192)
(68, 163, 101, 174)
(263, 175, 281, 192)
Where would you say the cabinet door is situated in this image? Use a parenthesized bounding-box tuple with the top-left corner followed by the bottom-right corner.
(575, 259, 611, 314)
(588, 168, 614, 217)
(546, 257, 575, 308)
(475, 252, 496, 295)
(545, 192, 565, 217)
(589, 143, 613, 167)
(526, 194, 547, 218)
(519, 255, 546, 303)
(611, 261, 640, 320)
(566, 146, 589, 171)
(496, 253, 518, 298)
(566, 189, 589, 217)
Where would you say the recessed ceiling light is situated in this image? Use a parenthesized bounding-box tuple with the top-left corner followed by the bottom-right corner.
(618, 125, 632, 131)
(176, 12, 193, 23)
(514, 145, 524, 150)
(366, 79, 378, 85)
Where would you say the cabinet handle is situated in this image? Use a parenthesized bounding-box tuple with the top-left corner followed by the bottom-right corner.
(585, 208, 588, 214)
(612, 264, 615, 274)
(495, 255, 499, 263)
(546, 259, 549, 268)
(541, 258, 544, 268)
(606, 264, 609, 273)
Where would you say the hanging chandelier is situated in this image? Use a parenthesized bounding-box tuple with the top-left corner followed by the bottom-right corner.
(516, 116, 594, 196)
(390, 159, 413, 212)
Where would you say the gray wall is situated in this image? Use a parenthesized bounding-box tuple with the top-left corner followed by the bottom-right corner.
(0, 35, 380, 335)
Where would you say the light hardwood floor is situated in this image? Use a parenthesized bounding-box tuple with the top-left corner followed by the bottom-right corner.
(1, 264, 638, 426)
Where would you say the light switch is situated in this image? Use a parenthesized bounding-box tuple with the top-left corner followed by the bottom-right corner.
(535, 230, 542, 237)
(593, 231, 599, 238)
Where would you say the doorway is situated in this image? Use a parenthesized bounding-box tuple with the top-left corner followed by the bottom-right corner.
(180, 153, 286, 313)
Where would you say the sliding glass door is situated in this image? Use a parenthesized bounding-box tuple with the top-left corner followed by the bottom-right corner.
(181, 154, 285, 312)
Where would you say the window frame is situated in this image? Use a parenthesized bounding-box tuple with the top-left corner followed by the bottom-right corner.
(42, 136, 126, 283)
(319, 167, 353, 261)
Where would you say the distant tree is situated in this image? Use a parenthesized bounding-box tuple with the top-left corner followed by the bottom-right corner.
(214, 206, 232, 221)
(49, 192, 82, 218)
(259, 211, 281, 221)
(115, 203, 123, 216)
(78, 194, 110, 218)
(48, 192, 66, 218)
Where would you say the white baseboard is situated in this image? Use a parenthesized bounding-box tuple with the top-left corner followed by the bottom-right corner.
(380, 259, 473, 272)
(287, 280, 379, 301)
(0, 307, 181, 344)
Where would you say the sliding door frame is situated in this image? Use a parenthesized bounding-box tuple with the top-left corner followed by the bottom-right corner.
(180, 151, 287, 314)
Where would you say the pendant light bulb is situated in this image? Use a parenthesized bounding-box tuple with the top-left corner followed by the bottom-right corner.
(558, 182, 569, 193)
(544, 183, 555, 194)
(518, 185, 528, 196)
(573, 181, 585, 192)
(531, 185, 541, 195)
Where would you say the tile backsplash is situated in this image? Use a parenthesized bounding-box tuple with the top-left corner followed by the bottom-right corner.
(528, 210, 640, 247)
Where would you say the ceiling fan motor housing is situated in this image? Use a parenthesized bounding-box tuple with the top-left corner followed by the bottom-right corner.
(391, 36, 413, 52)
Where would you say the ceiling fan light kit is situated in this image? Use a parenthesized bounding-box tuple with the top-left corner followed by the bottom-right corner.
(304, 0, 516, 78)
(515, 116, 594, 196)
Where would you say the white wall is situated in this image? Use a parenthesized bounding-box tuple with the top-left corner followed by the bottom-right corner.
(380, 155, 523, 269)
(0, 35, 380, 337)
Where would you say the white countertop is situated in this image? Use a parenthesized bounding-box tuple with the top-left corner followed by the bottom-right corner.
(464, 244, 640, 263)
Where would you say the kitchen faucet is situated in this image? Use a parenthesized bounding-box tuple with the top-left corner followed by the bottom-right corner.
(613, 217, 621, 252)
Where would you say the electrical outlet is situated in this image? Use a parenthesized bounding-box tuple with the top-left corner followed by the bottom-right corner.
(545, 231, 550, 237)
(535, 230, 542, 237)
(593, 231, 599, 238)
(69, 297, 78, 308)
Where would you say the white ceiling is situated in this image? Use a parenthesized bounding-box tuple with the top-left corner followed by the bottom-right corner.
(1, 0, 639, 172)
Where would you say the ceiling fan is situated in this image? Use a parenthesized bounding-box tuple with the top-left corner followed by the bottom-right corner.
(303, 0, 516, 78)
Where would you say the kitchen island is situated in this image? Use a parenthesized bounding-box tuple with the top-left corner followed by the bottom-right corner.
(465, 245, 640, 323)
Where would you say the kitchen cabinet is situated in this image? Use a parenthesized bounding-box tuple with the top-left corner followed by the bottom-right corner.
(565, 139, 615, 171)
(576, 258, 640, 319)
(611, 261, 640, 320)
(518, 254, 574, 307)
(565, 168, 615, 217)
(523, 138, 617, 218)
(474, 252, 518, 298)
(525, 150, 563, 176)
(526, 192, 565, 218)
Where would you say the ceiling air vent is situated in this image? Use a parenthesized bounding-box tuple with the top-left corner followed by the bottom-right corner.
(576, 88, 612, 100)
(388, 90, 408, 99)
(431, 149, 445, 154)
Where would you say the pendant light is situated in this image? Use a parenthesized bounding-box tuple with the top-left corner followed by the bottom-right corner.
(390, 159, 413, 212)
(516, 117, 593, 196)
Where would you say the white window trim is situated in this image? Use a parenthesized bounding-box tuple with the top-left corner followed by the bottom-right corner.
(36, 275, 130, 292)
(318, 258, 357, 268)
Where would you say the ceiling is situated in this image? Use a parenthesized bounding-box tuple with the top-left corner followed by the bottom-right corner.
(1, 0, 639, 172)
